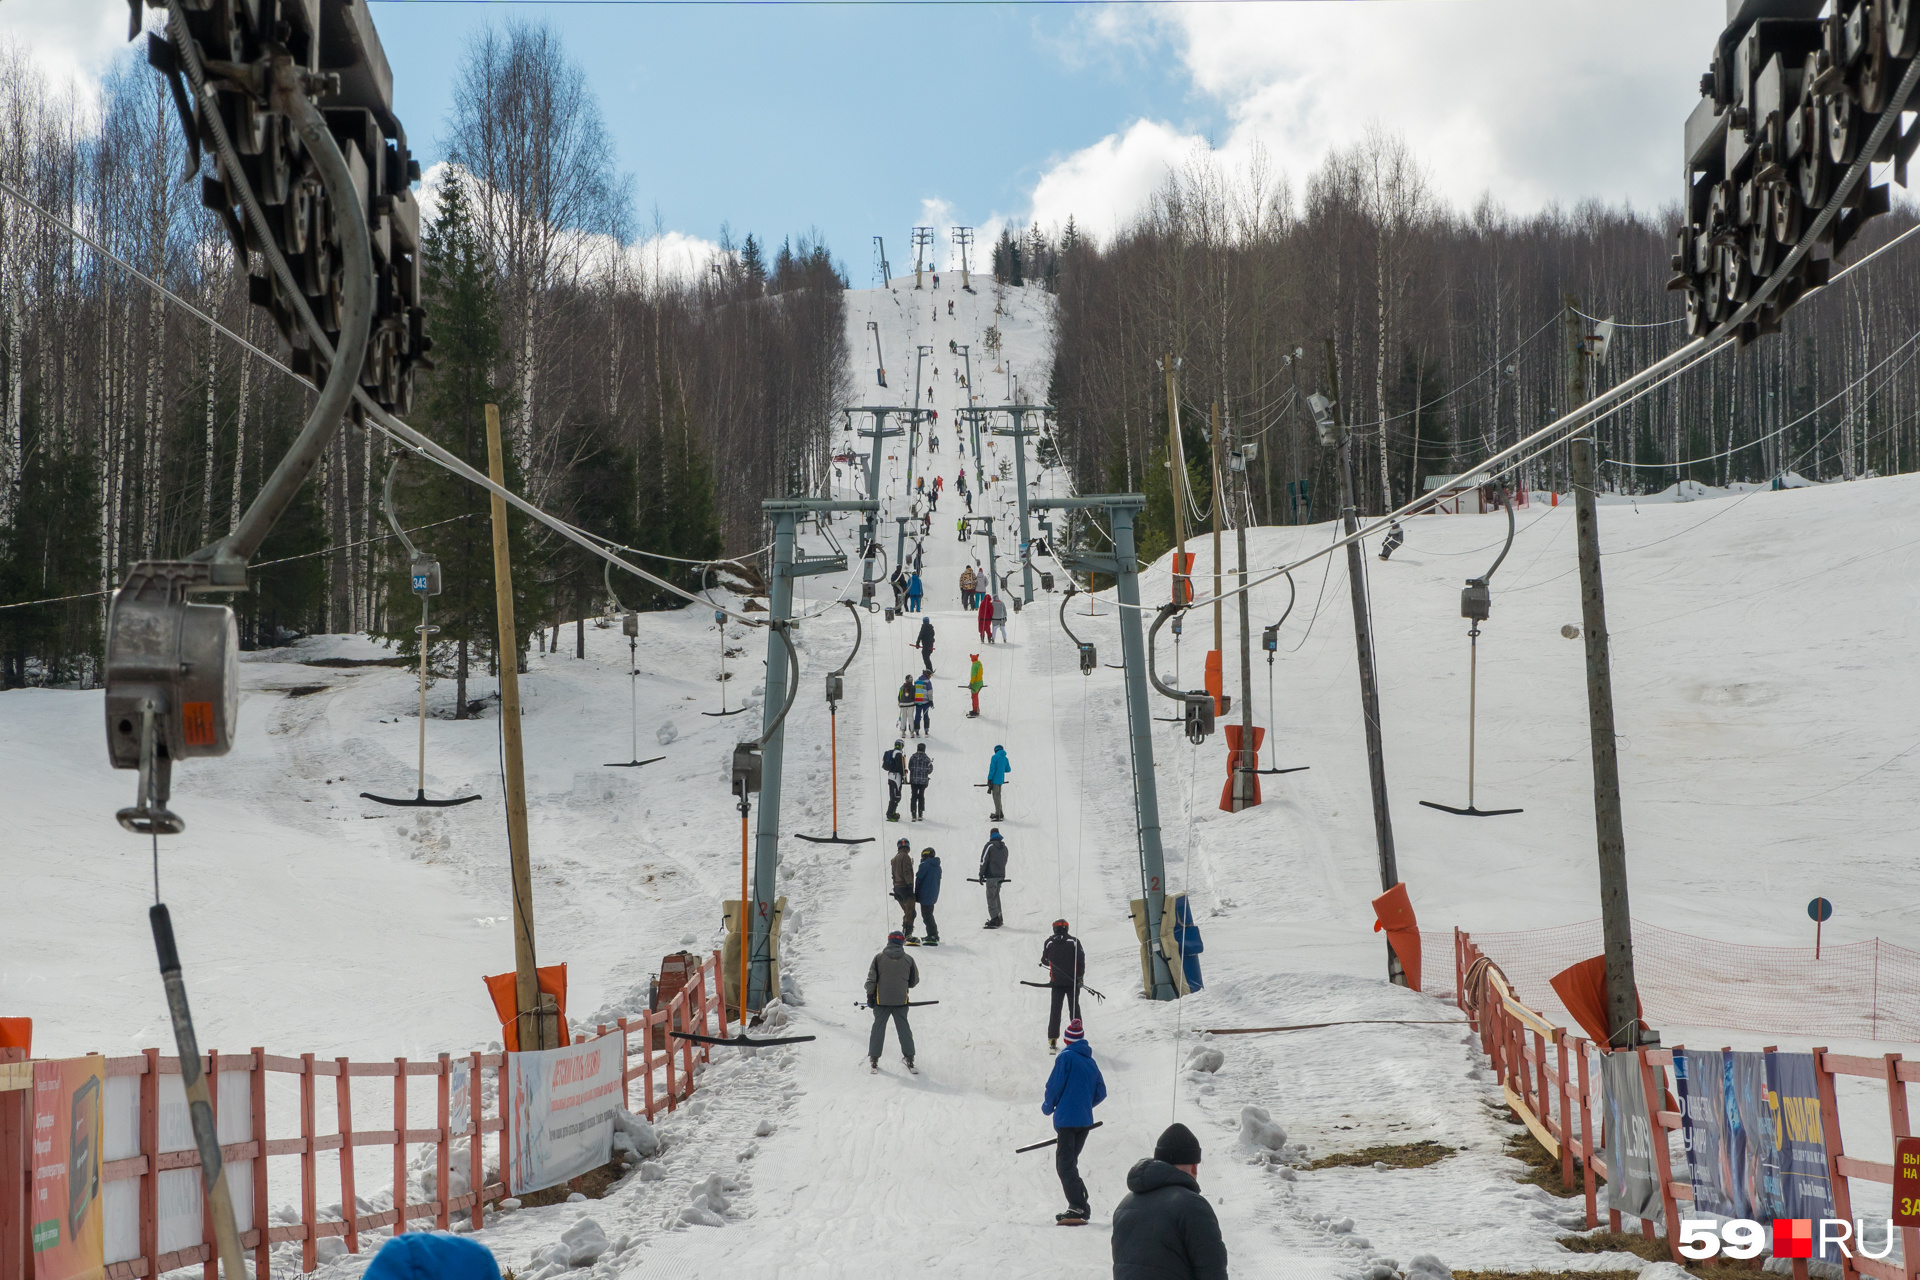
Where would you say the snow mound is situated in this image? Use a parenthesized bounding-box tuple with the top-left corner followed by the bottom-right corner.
(558, 1216, 608, 1265)
(1185, 1045, 1225, 1074)
(612, 1108, 661, 1158)
(656, 721, 678, 745)
(1405, 1255, 1451, 1280)
(1239, 1104, 1288, 1151)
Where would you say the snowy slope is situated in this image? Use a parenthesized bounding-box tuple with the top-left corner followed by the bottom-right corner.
(6, 271, 1920, 1277)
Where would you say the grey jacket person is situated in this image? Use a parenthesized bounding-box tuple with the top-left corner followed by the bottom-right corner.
(865, 941, 920, 1006)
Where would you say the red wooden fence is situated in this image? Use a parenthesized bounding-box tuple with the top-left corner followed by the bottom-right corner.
(1457, 929, 1919, 1280)
(1, 950, 728, 1280)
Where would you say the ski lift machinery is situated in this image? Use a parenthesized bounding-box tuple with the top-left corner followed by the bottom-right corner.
(1249, 570, 1310, 777)
(361, 454, 483, 806)
(602, 559, 665, 768)
(797, 601, 875, 846)
(700, 563, 750, 717)
(1421, 486, 1523, 818)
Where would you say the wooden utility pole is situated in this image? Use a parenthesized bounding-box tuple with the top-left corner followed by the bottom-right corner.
(486, 405, 551, 1050)
(1161, 355, 1190, 602)
(1564, 296, 1646, 1047)
(1324, 340, 1405, 985)
(1209, 402, 1225, 656)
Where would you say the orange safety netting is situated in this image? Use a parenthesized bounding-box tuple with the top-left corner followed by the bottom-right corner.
(1461, 919, 1920, 1042)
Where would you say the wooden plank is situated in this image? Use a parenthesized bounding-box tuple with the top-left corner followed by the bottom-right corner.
(1503, 1083, 1561, 1158)
(436, 1054, 452, 1231)
(1835, 1154, 1896, 1183)
(0, 1061, 31, 1092)
(468, 1051, 485, 1232)
(140, 1048, 159, 1280)
(104, 1156, 147, 1183)
(1882, 1053, 1920, 1280)
(393, 1057, 408, 1239)
(300, 1054, 318, 1274)
(261, 1055, 305, 1074)
(1825, 1053, 1887, 1079)
(1815, 1048, 1861, 1280)
(249, 1046, 270, 1280)
(263, 1137, 307, 1157)
(335, 1056, 359, 1252)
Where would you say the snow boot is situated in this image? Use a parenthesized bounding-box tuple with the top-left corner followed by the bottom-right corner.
(903, 1058, 918, 1075)
(1056, 1210, 1088, 1226)
(870, 1058, 879, 1074)
(923, 937, 940, 946)
(1048, 1038, 1059, 1054)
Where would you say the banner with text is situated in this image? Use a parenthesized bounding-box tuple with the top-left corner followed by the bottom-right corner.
(31, 1056, 106, 1280)
(506, 1032, 623, 1195)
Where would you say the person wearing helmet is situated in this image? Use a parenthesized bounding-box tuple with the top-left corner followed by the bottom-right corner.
(1040, 920, 1086, 1052)
(979, 829, 1009, 928)
(882, 739, 907, 822)
(890, 839, 918, 939)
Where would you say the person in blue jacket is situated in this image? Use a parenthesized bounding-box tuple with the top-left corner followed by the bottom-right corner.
(906, 571, 924, 613)
(1041, 1017, 1107, 1225)
(986, 744, 1011, 821)
(913, 846, 942, 945)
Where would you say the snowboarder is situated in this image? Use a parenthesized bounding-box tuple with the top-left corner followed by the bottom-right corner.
(979, 828, 1008, 927)
(906, 572, 924, 613)
(1041, 1018, 1106, 1226)
(986, 744, 1011, 820)
(891, 840, 918, 937)
(1040, 920, 1086, 1051)
(959, 565, 977, 611)
(976, 593, 994, 644)
(1379, 519, 1405, 561)
(883, 739, 907, 821)
(1109, 1123, 1228, 1278)
(967, 654, 984, 718)
(913, 847, 942, 945)
(912, 672, 933, 736)
(865, 930, 920, 1073)
(916, 616, 936, 673)
(897, 676, 917, 739)
(907, 743, 934, 821)
(992, 594, 1009, 643)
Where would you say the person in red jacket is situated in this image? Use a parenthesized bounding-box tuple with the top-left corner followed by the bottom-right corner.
(976, 592, 994, 644)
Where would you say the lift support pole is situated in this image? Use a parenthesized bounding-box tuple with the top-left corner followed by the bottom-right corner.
(1033, 493, 1178, 1001)
(964, 514, 1000, 604)
(749, 498, 876, 1011)
(989, 404, 1050, 605)
(850, 407, 904, 602)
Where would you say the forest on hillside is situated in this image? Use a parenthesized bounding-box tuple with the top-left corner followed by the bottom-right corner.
(0, 27, 846, 690)
(1021, 130, 1920, 559)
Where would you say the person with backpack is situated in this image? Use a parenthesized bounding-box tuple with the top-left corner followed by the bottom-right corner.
(967, 654, 985, 718)
(979, 828, 1009, 928)
(907, 743, 934, 821)
(1110, 1123, 1228, 1277)
(912, 672, 933, 736)
(882, 739, 907, 822)
(986, 744, 1011, 820)
(1040, 920, 1086, 1052)
(890, 839, 918, 937)
(913, 847, 942, 946)
(865, 930, 919, 1074)
(897, 675, 918, 739)
(959, 565, 977, 610)
(916, 616, 936, 673)
(1041, 1018, 1107, 1226)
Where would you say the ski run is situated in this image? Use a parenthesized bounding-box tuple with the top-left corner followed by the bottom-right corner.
(8, 275, 1920, 1278)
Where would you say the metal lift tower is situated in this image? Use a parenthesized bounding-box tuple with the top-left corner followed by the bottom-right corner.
(988, 404, 1050, 605)
(911, 226, 933, 289)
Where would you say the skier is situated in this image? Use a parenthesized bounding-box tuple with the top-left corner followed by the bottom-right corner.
(890, 566, 908, 614)
(986, 743, 1011, 820)
(865, 930, 919, 1074)
(913, 847, 942, 946)
(1379, 519, 1405, 561)
(976, 592, 994, 644)
(912, 539, 925, 573)
(967, 654, 985, 718)
(906, 571, 924, 613)
(890, 839, 918, 937)
(932, 433, 941, 455)
(882, 739, 907, 821)
(907, 743, 934, 821)
(1109, 1123, 1228, 1278)
(957, 515, 970, 544)
(929, 485, 939, 513)
(1041, 1018, 1106, 1226)
(979, 828, 1009, 928)
(992, 594, 1009, 643)
(1040, 920, 1086, 1052)
(912, 671, 933, 736)
(947, 299, 954, 316)
(897, 675, 917, 738)
(916, 615, 936, 673)
(934, 474, 944, 493)
(959, 565, 977, 611)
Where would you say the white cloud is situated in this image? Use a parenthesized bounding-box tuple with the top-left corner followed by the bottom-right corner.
(1026, 0, 1726, 241)
(0, 0, 138, 112)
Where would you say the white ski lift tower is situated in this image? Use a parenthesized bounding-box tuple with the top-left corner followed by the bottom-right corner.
(954, 227, 976, 292)
(846, 407, 905, 605)
(911, 226, 934, 289)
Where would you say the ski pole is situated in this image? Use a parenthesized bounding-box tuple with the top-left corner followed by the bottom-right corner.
(854, 1001, 941, 1008)
(1016, 1121, 1103, 1154)
(965, 878, 1012, 884)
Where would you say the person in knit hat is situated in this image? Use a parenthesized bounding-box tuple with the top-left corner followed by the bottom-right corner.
(864, 930, 919, 1074)
(1109, 1121, 1227, 1278)
(1040, 1018, 1105, 1226)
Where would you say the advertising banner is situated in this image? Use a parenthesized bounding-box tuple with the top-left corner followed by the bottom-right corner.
(506, 1032, 623, 1195)
(1766, 1052, 1839, 1256)
(1601, 1052, 1663, 1222)
(1675, 1049, 1735, 1218)
(31, 1056, 106, 1280)
(1727, 1050, 1776, 1219)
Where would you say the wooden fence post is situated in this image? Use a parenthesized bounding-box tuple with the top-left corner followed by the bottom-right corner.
(662, 1007, 677, 1112)
(711, 951, 728, 1038)
(1637, 1049, 1682, 1260)
(392, 1059, 407, 1237)
(141, 1048, 160, 1280)
(0, 1048, 29, 1280)
(334, 1058, 358, 1253)
(436, 1054, 451, 1230)
(299, 1054, 317, 1274)
(642, 1013, 657, 1119)
(249, 1049, 270, 1280)
(615, 1019, 631, 1112)
(467, 1051, 485, 1232)
(1557, 1033, 1573, 1189)
(202, 1050, 219, 1280)
(1575, 1038, 1597, 1228)
(494, 1057, 509, 1204)
(1812, 1049, 1858, 1280)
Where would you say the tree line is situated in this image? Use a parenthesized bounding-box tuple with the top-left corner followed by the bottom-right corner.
(1035, 128, 1920, 562)
(0, 24, 847, 692)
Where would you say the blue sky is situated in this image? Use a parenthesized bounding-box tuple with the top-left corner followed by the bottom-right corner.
(13, 1, 1730, 273)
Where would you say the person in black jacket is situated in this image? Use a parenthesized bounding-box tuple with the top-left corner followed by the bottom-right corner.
(1039, 920, 1086, 1051)
(1110, 1122, 1228, 1280)
(907, 744, 934, 821)
(882, 740, 907, 822)
(916, 616, 936, 674)
(978, 829, 1009, 928)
